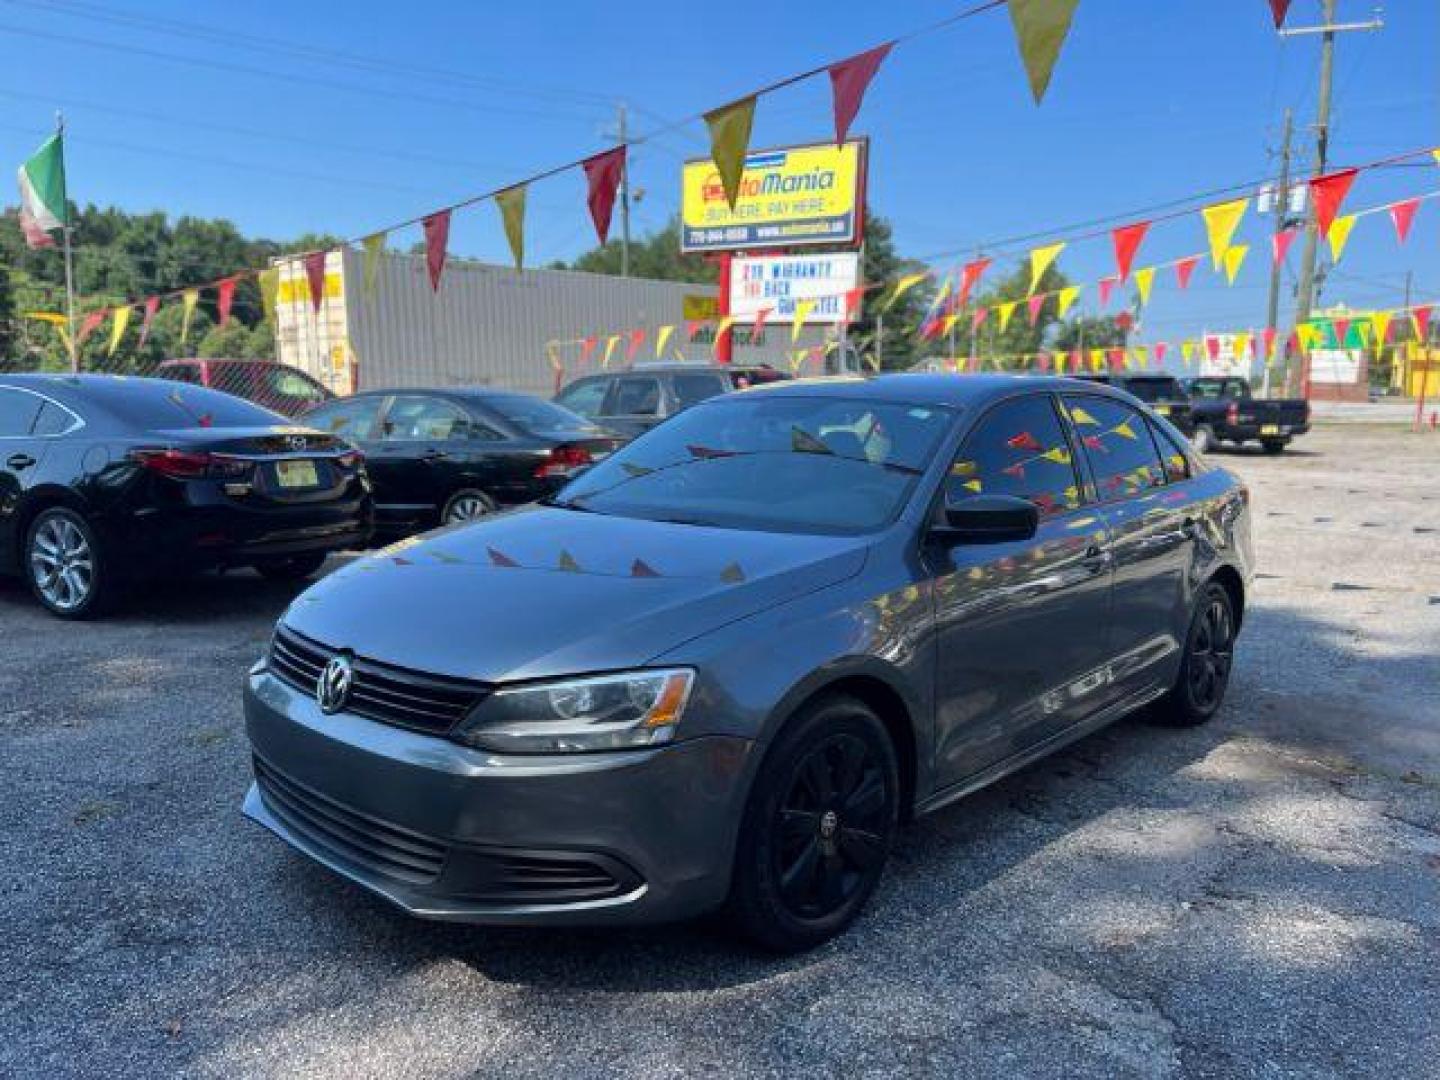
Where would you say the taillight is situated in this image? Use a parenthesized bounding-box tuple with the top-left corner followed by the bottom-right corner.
(1226, 402, 1239, 424)
(130, 448, 249, 479)
(535, 444, 592, 479)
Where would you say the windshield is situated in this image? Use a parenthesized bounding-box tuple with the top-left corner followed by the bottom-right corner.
(1123, 378, 1186, 403)
(554, 395, 954, 535)
(483, 394, 595, 436)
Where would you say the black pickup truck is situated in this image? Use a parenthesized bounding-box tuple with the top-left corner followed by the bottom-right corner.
(1071, 374, 1196, 436)
(1185, 377, 1311, 454)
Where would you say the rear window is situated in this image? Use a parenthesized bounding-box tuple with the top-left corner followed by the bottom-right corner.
(99, 379, 283, 429)
(482, 394, 594, 436)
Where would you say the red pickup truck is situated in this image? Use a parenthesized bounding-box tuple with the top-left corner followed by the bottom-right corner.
(154, 358, 333, 419)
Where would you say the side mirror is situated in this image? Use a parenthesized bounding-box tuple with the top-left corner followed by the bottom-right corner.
(935, 494, 1039, 544)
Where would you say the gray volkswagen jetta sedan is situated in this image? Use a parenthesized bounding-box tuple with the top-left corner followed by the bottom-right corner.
(243, 374, 1252, 951)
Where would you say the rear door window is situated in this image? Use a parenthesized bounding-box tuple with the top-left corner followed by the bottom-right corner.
(32, 401, 79, 436)
(607, 376, 662, 417)
(0, 389, 43, 436)
(947, 394, 1082, 518)
(383, 396, 474, 441)
(1063, 395, 1168, 499)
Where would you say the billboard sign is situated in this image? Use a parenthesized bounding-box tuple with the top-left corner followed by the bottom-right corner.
(1199, 333, 1255, 380)
(728, 253, 860, 323)
(1308, 349, 1362, 385)
(681, 140, 865, 253)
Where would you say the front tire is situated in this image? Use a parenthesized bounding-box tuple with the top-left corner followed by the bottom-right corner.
(254, 552, 328, 581)
(1150, 581, 1236, 727)
(724, 695, 899, 953)
(26, 507, 113, 619)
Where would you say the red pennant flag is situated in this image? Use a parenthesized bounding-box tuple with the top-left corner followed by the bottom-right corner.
(1332, 318, 1351, 347)
(1269, 0, 1292, 28)
(1310, 168, 1358, 238)
(1174, 256, 1200, 290)
(843, 288, 864, 320)
(1027, 293, 1046, 326)
(1098, 276, 1117, 308)
(1114, 311, 1134, 333)
(957, 257, 992, 306)
(1155, 341, 1169, 363)
(487, 546, 519, 568)
(422, 210, 450, 291)
(579, 335, 598, 364)
(581, 146, 626, 246)
(1413, 305, 1433, 341)
(1106, 348, 1125, 372)
(217, 276, 237, 328)
(78, 309, 106, 345)
(625, 328, 645, 361)
(1037, 353, 1052, 372)
(631, 559, 660, 578)
(685, 319, 704, 341)
(1262, 327, 1277, 359)
(1069, 350, 1082, 373)
(1111, 221, 1150, 282)
(1271, 227, 1298, 267)
(1007, 430, 1042, 451)
(970, 307, 989, 333)
(1205, 335, 1221, 362)
(1287, 330, 1301, 356)
(753, 306, 772, 336)
(1388, 198, 1420, 244)
(304, 251, 328, 312)
(138, 295, 160, 348)
(828, 42, 892, 146)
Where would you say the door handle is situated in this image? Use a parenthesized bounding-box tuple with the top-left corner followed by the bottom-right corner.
(1081, 545, 1112, 573)
(6, 453, 36, 470)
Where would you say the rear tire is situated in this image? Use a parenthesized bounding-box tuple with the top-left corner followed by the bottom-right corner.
(1261, 438, 1287, 454)
(442, 488, 496, 525)
(1191, 425, 1217, 454)
(254, 552, 328, 581)
(25, 507, 114, 619)
(724, 695, 898, 953)
(1150, 581, 1236, 728)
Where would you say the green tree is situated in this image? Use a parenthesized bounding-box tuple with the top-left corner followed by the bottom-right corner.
(852, 211, 933, 371)
(1052, 315, 1127, 353)
(197, 321, 253, 359)
(564, 217, 718, 284)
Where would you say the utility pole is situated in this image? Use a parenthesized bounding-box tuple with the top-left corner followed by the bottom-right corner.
(1263, 109, 1294, 397)
(617, 103, 632, 277)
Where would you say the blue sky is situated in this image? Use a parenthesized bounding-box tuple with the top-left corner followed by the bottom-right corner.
(2, 0, 1436, 348)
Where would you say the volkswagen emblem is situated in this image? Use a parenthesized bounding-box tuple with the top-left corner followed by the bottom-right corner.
(316, 654, 354, 714)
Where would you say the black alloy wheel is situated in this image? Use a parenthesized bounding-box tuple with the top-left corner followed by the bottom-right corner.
(1152, 581, 1236, 727)
(726, 695, 898, 952)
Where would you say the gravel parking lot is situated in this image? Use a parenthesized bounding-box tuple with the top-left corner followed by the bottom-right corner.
(3, 424, 1438, 1079)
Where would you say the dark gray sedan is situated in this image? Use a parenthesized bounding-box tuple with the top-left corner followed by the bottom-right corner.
(242, 375, 1253, 952)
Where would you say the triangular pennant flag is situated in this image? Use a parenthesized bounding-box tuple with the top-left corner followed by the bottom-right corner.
(1388, 198, 1419, 244)
(1205, 335, 1221, 362)
(1088, 348, 1104, 372)
(1007, 0, 1081, 104)
(558, 550, 581, 573)
(1026, 293, 1046, 325)
(580, 335, 598, 364)
(1181, 340, 1197, 366)
(1326, 214, 1356, 261)
(1202, 198, 1249, 269)
(971, 307, 989, 333)
(1057, 285, 1081, 317)
(1412, 305, 1432, 341)
(1269, 0, 1292, 28)
(1271, 226, 1298, 267)
(626, 327, 645, 361)
(602, 334, 620, 368)
(1331, 318, 1351, 349)
(1098, 276, 1117, 308)
(957, 258, 991, 306)
(883, 272, 927, 311)
(137, 295, 160, 349)
(1233, 331, 1252, 359)
(655, 324, 674, 358)
(581, 146, 625, 245)
(1369, 311, 1392, 351)
(752, 307, 773, 337)
(631, 559, 660, 579)
(421, 211, 451, 290)
(1133, 266, 1155, 306)
(714, 316, 736, 355)
(843, 287, 864, 320)
(704, 97, 756, 210)
(487, 546, 519, 568)
(940, 313, 959, 337)
(1114, 310, 1134, 333)
(258, 267, 279, 324)
(1028, 241, 1064, 294)
(1174, 255, 1200, 290)
(996, 300, 1019, 332)
(1261, 327, 1276, 360)
(1223, 244, 1249, 284)
(304, 251, 329, 311)
(792, 300, 816, 342)
(106, 305, 131, 357)
(1310, 168, 1358, 237)
(496, 185, 527, 271)
(361, 233, 387, 296)
(829, 42, 892, 146)
(1155, 341, 1169, 364)
(1111, 221, 1150, 282)
(180, 289, 199, 345)
(217, 276, 237, 328)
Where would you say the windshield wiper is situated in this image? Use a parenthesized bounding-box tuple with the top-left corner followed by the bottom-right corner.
(539, 496, 602, 514)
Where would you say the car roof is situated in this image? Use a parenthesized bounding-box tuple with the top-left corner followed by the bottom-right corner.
(734, 373, 1137, 409)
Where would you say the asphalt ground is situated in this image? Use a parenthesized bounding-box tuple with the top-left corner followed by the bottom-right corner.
(2, 424, 1438, 1079)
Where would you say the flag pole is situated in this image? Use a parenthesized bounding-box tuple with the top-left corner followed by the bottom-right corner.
(56, 110, 77, 373)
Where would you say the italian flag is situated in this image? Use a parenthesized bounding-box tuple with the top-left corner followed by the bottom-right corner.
(17, 132, 67, 249)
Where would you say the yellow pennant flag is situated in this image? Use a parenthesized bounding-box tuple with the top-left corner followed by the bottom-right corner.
(1181, 340, 1197, 366)
(1132, 346, 1148, 368)
(1222, 244, 1249, 285)
(1433, 149, 1440, 168)
(883, 272, 927, 311)
(791, 300, 816, 343)
(495, 185, 527, 271)
(1133, 266, 1155, 306)
(1326, 214, 1357, 262)
(655, 324, 674, 358)
(602, 334, 620, 367)
(704, 97, 756, 210)
(1068, 404, 1098, 426)
(1233, 331, 1252, 359)
(1202, 198, 1249, 269)
(940, 313, 959, 337)
(1089, 348, 1104, 372)
(1369, 311, 1391, 353)
(996, 300, 1019, 332)
(1007, 0, 1081, 103)
(258, 267, 280, 324)
(714, 316, 736, 352)
(1028, 241, 1064, 294)
(180, 289, 199, 345)
(1112, 419, 1137, 440)
(1057, 285, 1081, 317)
(361, 233, 387, 295)
(1041, 447, 1071, 464)
(107, 305, 131, 357)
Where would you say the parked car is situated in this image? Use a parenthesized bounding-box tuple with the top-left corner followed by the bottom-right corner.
(156, 358, 333, 418)
(243, 374, 1252, 951)
(0, 374, 371, 618)
(1072, 373, 1196, 437)
(555, 364, 745, 439)
(1185, 376, 1311, 454)
(301, 388, 621, 537)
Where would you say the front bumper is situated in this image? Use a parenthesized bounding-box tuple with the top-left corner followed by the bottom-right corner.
(242, 669, 756, 925)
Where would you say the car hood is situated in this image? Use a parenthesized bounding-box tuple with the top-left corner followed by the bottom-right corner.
(283, 505, 868, 682)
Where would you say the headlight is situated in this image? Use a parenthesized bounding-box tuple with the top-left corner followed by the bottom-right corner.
(455, 669, 694, 754)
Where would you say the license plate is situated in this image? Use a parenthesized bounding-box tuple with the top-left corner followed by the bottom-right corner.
(1260, 424, 1280, 436)
(1154, 405, 1170, 415)
(275, 459, 319, 488)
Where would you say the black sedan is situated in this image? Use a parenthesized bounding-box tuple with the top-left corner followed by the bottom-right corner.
(0, 374, 372, 618)
(301, 389, 620, 537)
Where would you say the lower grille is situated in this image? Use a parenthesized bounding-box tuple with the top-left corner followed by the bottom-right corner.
(270, 624, 489, 735)
(464, 853, 630, 905)
(254, 757, 447, 884)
